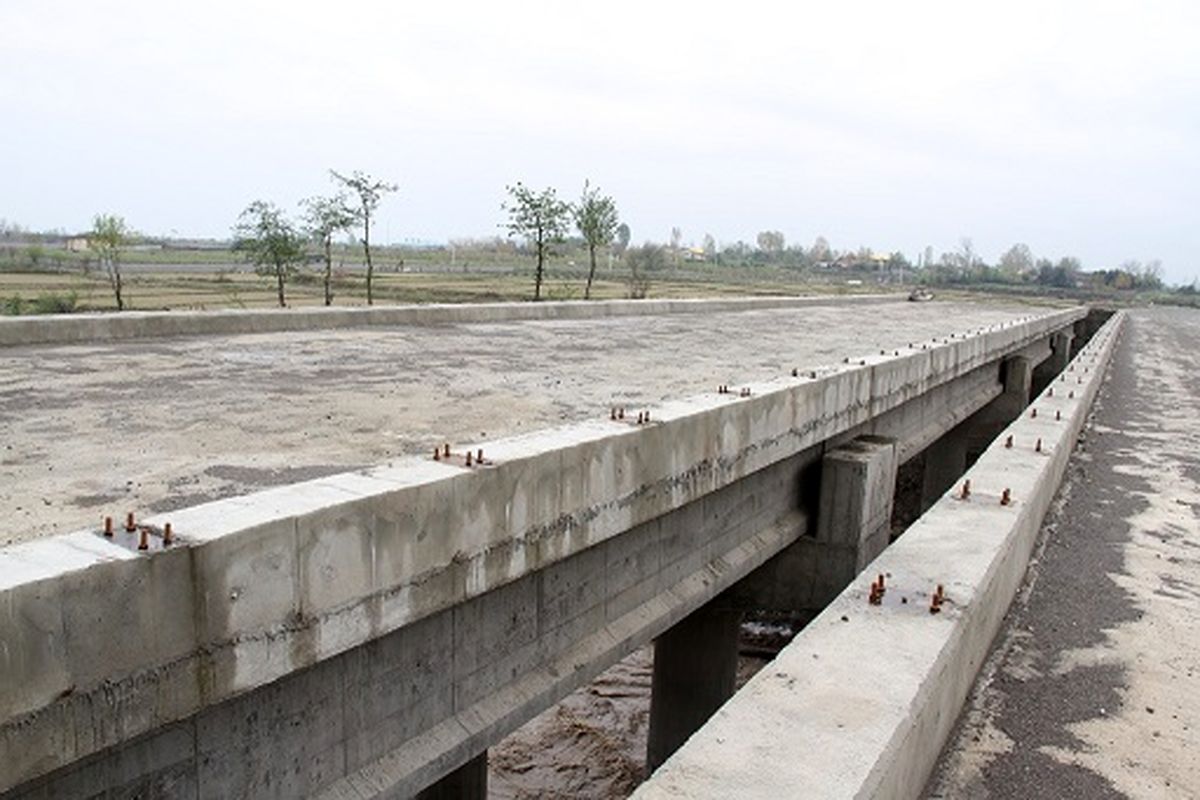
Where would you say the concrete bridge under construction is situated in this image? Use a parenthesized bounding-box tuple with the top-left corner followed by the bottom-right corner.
(0, 296, 1119, 798)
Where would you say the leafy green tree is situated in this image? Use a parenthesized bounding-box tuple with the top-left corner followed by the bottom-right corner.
(502, 182, 572, 301)
(301, 193, 356, 306)
(232, 201, 307, 307)
(573, 180, 620, 300)
(614, 223, 631, 256)
(331, 169, 397, 305)
(89, 214, 129, 310)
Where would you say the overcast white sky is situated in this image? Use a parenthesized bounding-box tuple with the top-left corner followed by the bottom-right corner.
(2, 1, 1197, 281)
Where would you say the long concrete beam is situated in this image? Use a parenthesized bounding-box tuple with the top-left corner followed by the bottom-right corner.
(633, 311, 1123, 799)
(0, 294, 899, 347)
(0, 306, 1086, 793)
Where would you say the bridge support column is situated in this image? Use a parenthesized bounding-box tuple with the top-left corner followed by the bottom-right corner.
(922, 424, 968, 509)
(415, 751, 487, 800)
(962, 355, 1032, 463)
(646, 598, 741, 774)
(727, 435, 898, 616)
(1032, 330, 1073, 396)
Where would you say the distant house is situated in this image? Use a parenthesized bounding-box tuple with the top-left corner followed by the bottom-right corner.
(683, 246, 707, 263)
(65, 235, 91, 252)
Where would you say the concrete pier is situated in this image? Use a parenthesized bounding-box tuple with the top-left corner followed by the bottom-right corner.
(646, 600, 741, 773)
(922, 423, 969, 509)
(414, 752, 487, 800)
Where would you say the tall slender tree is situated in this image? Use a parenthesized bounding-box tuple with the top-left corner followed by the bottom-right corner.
(301, 194, 356, 306)
(89, 214, 128, 310)
(331, 169, 397, 305)
(502, 182, 572, 301)
(233, 201, 307, 307)
(573, 181, 620, 300)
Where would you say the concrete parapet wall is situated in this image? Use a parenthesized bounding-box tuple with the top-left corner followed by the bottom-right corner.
(0, 305, 1087, 793)
(0, 294, 900, 348)
(633, 310, 1124, 800)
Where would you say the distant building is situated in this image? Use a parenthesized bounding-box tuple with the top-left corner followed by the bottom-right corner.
(65, 235, 91, 252)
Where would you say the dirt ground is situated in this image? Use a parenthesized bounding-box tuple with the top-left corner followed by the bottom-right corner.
(0, 299, 1039, 546)
(488, 645, 770, 799)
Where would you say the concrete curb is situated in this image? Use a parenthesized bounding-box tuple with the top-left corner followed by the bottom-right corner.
(632, 311, 1125, 800)
(0, 306, 1087, 793)
(0, 294, 901, 348)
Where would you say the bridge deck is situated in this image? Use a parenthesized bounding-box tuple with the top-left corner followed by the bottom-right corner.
(2, 298, 1032, 545)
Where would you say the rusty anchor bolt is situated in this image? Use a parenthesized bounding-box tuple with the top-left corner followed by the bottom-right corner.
(433, 447, 441, 461)
(477, 448, 484, 463)
(880, 349, 886, 355)
(792, 368, 799, 377)
(466, 451, 473, 467)
(138, 527, 149, 551)
(1005, 435, 1013, 449)
(810, 371, 818, 379)
(843, 357, 851, 364)
(637, 411, 645, 425)
(1036, 437, 1043, 453)
(610, 407, 617, 420)
(1049, 387, 1054, 397)
(103, 516, 114, 537)
(443, 443, 451, 459)
(1068, 390, 1075, 399)
(930, 586, 945, 615)
(163, 522, 173, 546)
(1031, 408, 1038, 419)
(618, 407, 625, 420)
(644, 410, 651, 423)
(740, 387, 752, 397)
(859, 359, 866, 366)
(868, 574, 886, 605)
(960, 479, 972, 500)
(1000, 488, 1012, 506)
(125, 512, 136, 532)
(1056, 410, 1062, 421)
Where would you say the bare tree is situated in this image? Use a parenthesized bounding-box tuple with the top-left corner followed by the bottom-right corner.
(756, 230, 785, 256)
(331, 169, 397, 305)
(998, 243, 1034, 277)
(573, 180, 620, 300)
(502, 182, 573, 301)
(669, 226, 683, 268)
(625, 242, 665, 299)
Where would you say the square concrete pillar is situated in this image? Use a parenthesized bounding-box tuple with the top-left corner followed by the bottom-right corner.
(815, 435, 900, 571)
(729, 435, 898, 614)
